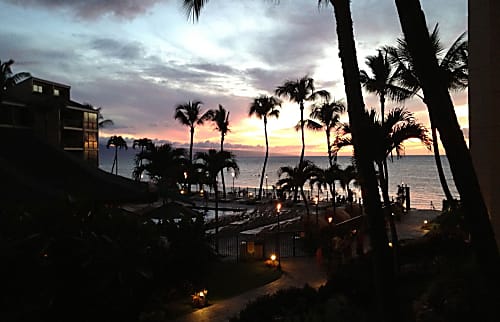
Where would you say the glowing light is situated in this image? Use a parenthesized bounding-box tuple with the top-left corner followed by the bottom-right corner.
(388, 242, 393, 248)
(424, 220, 428, 224)
(327, 216, 333, 224)
(276, 203, 282, 213)
(270, 254, 277, 261)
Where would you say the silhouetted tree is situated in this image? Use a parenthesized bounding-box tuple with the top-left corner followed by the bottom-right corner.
(132, 138, 154, 181)
(394, 2, 500, 315)
(1, 59, 30, 101)
(249, 95, 282, 200)
(195, 149, 238, 252)
(277, 160, 318, 217)
(174, 100, 210, 192)
(386, 24, 467, 206)
(205, 104, 231, 198)
(106, 135, 128, 175)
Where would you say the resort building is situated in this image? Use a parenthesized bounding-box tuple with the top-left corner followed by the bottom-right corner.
(0, 76, 99, 166)
(469, 1, 500, 247)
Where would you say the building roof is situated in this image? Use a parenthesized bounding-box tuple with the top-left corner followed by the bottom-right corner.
(0, 127, 157, 205)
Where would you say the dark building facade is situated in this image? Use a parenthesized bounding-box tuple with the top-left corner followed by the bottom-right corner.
(0, 77, 99, 165)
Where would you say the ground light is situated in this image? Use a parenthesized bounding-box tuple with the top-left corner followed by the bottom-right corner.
(191, 289, 208, 308)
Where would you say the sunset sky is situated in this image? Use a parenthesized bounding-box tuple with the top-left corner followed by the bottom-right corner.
(1, 0, 468, 156)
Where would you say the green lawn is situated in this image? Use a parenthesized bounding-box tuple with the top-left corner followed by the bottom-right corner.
(206, 260, 282, 300)
(163, 260, 282, 319)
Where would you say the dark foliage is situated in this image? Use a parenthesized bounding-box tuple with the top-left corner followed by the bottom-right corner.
(0, 202, 213, 322)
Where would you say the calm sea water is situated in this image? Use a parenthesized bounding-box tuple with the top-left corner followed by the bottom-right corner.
(99, 148, 458, 210)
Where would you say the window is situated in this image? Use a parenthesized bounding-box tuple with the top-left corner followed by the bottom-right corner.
(33, 84, 43, 93)
(53, 88, 60, 96)
(84, 112, 97, 130)
(84, 132, 98, 149)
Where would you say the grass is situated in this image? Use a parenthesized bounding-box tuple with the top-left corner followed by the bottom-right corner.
(162, 260, 282, 319)
(206, 260, 282, 300)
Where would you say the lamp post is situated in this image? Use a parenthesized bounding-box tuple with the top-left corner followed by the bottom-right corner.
(276, 202, 282, 271)
(183, 171, 188, 192)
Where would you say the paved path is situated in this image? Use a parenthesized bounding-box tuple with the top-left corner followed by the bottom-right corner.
(172, 257, 327, 322)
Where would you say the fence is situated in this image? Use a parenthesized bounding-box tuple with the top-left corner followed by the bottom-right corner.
(210, 230, 309, 262)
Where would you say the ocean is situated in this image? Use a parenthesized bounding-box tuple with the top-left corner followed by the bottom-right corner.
(99, 147, 458, 210)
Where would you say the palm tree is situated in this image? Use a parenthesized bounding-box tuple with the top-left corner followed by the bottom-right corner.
(183, 1, 395, 319)
(1, 59, 30, 101)
(360, 48, 414, 226)
(133, 143, 187, 196)
(360, 49, 413, 123)
(394, 0, 500, 299)
(174, 100, 210, 192)
(323, 1, 398, 319)
(275, 76, 330, 166)
(386, 24, 467, 206)
(304, 98, 346, 205)
(195, 149, 239, 253)
(335, 107, 431, 267)
(277, 160, 318, 217)
(305, 98, 346, 167)
(337, 164, 358, 198)
(132, 138, 154, 181)
(205, 104, 231, 199)
(106, 135, 128, 175)
(249, 95, 282, 200)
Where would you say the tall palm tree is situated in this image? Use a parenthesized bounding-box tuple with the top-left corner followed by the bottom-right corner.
(174, 100, 210, 192)
(1, 59, 30, 101)
(386, 24, 467, 206)
(360, 49, 413, 123)
(195, 149, 239, 253)
(249, 95, 282, 200)
(106, 135, 128, 175)
(277, 160, 317, 217)
(183, 1, 395, 319)
(275, 76, 330, 166)
(304, 98, 346, 206)
(394, 0, 500, 300)
(360, 48, 414, 222)
(323, 1, 398, 319)
(334, 107, 431, 268)
(132, 138, 154, 181)
(205, 104, 231, 199)
(305, 98, 346, 167)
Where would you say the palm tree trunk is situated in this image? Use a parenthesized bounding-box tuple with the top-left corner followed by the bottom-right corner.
(189, 126, 195, 193)
(331, 1, 397, 321)
(258, 119, 269, 200)
(431, 124, 455, 206)
(299, 102, 306, 165)
(395, 1, 500, 314)
(220, 136, 226, 199)
(300, 185, 310, 217)
(378, 161, 400, 273)
(294, 102, 306, 202)
(114, 147, 118, 175)
(214, 181, 219, 253)
(326, 129, 333, 167)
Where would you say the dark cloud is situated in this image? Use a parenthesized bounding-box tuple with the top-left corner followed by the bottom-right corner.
(6, 0, 163, 19)
(90, 38, 145, 60)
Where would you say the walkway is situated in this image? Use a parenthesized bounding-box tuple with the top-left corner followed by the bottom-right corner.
(172, 257, 327, 322)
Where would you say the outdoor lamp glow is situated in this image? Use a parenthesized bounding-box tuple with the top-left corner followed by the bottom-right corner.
(276, 203, 282, 213)
(270, 254, 277, 261)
